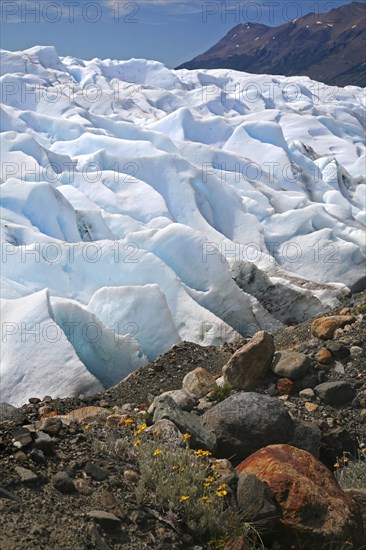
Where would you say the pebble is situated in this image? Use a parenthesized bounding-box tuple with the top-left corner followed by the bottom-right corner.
(299, 388, 315, 399)
(14, 451, 27, 462)
(123, 470, 139, 484)
(315, 349, 333, 365)
(84, 462, 109, 481)
(53, 472, 76, 494)
(74, 479, 93, 495)
(87, 510, 121, 530)
(12, 427, 32, 449)
(15, 466, 39, 483)
(34, 431, 54, 454)
(304, 402, 319, 413)
(350, 346, 363, 357)
(29, 448, 46, 465)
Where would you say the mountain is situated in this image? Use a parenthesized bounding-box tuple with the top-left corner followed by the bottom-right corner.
(177, 2, 366, 87)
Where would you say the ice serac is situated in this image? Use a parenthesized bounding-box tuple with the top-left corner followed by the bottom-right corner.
(0, 290, 103, 406)
(0, 45, 365, 404)
(88, 285, 181, 361)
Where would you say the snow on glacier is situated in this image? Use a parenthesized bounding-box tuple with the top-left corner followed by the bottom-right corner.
(0, 46, 365, 405)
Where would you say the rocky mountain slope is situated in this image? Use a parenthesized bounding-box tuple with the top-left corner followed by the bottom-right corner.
(1, 291, 365, 549)
(178, 2, 366, 87)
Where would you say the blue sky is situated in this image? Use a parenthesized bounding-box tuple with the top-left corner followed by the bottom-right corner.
(0, 0, 363, 67)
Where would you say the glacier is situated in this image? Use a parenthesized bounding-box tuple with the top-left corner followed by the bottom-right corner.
(0, 46, 365, 405)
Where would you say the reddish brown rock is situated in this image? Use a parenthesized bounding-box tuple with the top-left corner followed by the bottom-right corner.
(276, 378, 294, 395)
(311, 315, 355, 340)
(315, 348, 333, 364)
(236, 444, 358, 547)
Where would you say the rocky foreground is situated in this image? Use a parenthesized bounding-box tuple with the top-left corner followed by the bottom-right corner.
(1, 292, 366, 550)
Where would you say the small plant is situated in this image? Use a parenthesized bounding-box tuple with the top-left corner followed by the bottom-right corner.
(334, 441, 366, 489)
(208, 383, 232, 403)
(134, 431, 251, 544)
(356, 304, 366, 314)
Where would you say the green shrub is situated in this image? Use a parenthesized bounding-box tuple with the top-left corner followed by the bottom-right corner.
(134, 431, 252, 545)
(208, 383, 232, 403)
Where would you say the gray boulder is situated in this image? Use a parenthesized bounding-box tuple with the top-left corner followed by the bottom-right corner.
(153, 395, 216, 453)
(145, 419, 183, 449)
(237, 472, 280, 533)
(0, 403, 25, 424)
(290, 419, 321, 457)
(271, 351, 310, 380)
(314, 381, 355, 405)
(148, 390, 197, 414)
(203, 392, 294, 461)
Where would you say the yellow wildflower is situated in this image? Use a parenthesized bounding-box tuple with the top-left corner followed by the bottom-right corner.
(334, 462, 341, 469)
(153, 449, 162, 457)
(200, 496, 212, 503)
(196, 449, 212, 458)
(179, 495, 190, 502)
(83, 424, 90, 430)
(216, 489, 228, 497)
(182, 433, 191, 441)
(133, 439, 142, 447)
(134, 422, 147, 436)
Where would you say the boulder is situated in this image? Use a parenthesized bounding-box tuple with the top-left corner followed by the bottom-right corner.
(236, 444, 359, 547)
(344, 489, 366, 541)
(153, 395, 216, 453)
(0, 403, 25, 424)
(320, 428, 358, 470)
(202, 392, 294, 461)
(35, 416, 62, 435)
(290, 419, 321, 457)
(148, 389, 197, 414)
(222, 331, 275, 390)
(237, 472, 280, 533)
(314, 381, 355, 405)
(271, 350, 310, 380)
(325, 342, 349, 359)
(145, 419, 183, 449)
(311, 315, 355, 340)
(182, 367, 216, 398)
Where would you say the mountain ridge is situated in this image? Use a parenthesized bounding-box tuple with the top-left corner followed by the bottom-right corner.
(177, 2, 366, 87)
